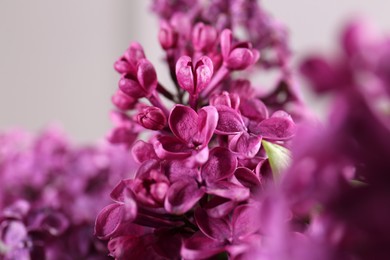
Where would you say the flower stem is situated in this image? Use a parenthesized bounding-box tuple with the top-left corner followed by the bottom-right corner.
(148, 92, 170, 117)
(201, 65, 230, 98)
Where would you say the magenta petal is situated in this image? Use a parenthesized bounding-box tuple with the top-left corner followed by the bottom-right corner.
(166, 160, 200, 183)
(206, 181, 250, 201)
(176, 56, 195, 93)
(108, 234, 163, 259)
(229, 132, 261, 158)
(256, 117, 296, 140)
(232, 205, 261, 240)
(154, 135, 192, 160)
(195, 207, 232, 241)
(110, 179, 132, 202)
(204, 197, 237, 218)
(197, 105, 218, 145)
(124, 42, 145, 68)
(201, 147, 237, 184)
(195, 56, 214, 93)
(111, 90, 137, 111)
(181, 232, 226, 260)
(132, 140, 158, 163)
(94, 203, 124, 239)
(164, 179, 204, 215)
(118, 76, 144, 98)
(240, 98, 268, 122)
(210, 91, 240, 110)
(137, 59, 157, 95)
(220, 29, 232, 60)
(234, 167, 262, 190)
(135, 159, 160, 179)
(169, 105, 198, 143)
(215, 105, 246, 134)
(226, 48, 255, 70)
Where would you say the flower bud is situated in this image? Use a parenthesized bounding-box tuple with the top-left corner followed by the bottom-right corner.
(176, 56, 213, 95)
(210, 91, 240, 110)
(220, 29, 260, 70)
(118, 74, 144, 98)
(192, 22, 217, 52)
(114, 42, 145, 75)
(159, 22, 177, 50)
(137, 59, 158, 96)
(137, 106, 167, 130)
(112, 90, 137, 111)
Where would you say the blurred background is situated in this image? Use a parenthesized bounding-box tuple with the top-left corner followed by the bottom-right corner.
(0, 0, 389, 143)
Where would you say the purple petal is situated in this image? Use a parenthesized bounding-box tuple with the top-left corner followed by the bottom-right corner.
(234, 167, 262, 191)
(232, 205, 261, 240)
(110, 178, 133, 202)
(169, 105, 198, 143)
(111, 90, 137, 111)
(108, 234, 163, 259)
(229, 132, 261, 158)
(210, 91, 241, 110)
(256, 116, 296, 140)
(197, 105, 218, 145)
(137, 59, 157, 95)
(220, 29, 232, 60)
(215, 105, 246, 134)
(192, 22, 218, 52)
(201, 147, 237, 184)
(240, 98, 268, 122)
(124, 42, 145, 69)
(195, 56, 214, 93)
(154, 135, 192, 160)
(181, 232, 225, 260)
(164, 179, 204, 215)
(135, 208, 184, 228)
(204, 197, 237, 218)
(226, 48, 255, 70)
(195, 207, 232, 241)
(132, 140, 158, 163)
(114, 57, 132, 74)
(137, 106, 167, 130)
(135, 159, 161, 179)
(206, 181, 250, 201)
(119, 75, 144, 98)
(94, 203, 124, 239)
(176, 56, 195, 93)
(166, 160, 200, 183)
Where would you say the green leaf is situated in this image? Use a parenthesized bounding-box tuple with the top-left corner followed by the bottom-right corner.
(262, 140, 291, 180)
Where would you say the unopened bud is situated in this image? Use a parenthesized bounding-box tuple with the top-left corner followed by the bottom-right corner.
(137, 106, 167, 130)
(192, 22, 217, 52)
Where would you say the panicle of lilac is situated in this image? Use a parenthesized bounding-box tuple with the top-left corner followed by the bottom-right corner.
(99, 1, 304, 259)
(0, 127, 136, 259)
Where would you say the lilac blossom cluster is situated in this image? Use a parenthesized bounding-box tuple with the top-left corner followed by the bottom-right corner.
(0, 128, 135, 259)
(95, 0, 304, 259)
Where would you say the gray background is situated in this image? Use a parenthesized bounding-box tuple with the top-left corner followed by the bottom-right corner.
(0, 1, 389, 143)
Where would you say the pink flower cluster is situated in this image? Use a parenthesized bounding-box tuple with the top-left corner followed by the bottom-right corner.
(0, 128, 135, 259)
(95, 0, 302, 259)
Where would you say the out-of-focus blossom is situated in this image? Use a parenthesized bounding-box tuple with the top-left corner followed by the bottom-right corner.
(0, 127, 136, 259)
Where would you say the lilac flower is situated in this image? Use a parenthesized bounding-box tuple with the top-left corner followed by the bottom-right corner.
(136, 106, 167, 130)
(155, 104, 218, 165)
(0, 128, 136, 259)
(220, 29, 260, 71)
(175, 55, 214, 97)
